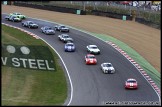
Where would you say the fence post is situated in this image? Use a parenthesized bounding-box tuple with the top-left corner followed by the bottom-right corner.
(131, 10, 136, 21)
(83, 1, 86, 11)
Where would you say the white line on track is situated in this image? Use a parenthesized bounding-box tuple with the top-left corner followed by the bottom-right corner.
(26, 16, 161, 103)
(2, 19, 73, 105)
(2, 13, 161, 104)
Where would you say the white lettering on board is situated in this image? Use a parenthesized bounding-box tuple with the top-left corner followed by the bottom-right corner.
(1, 57, 8, 65)
(28, 59, 37, 69)
(12, 57, 20, 67)
(37, 59, 46, 70)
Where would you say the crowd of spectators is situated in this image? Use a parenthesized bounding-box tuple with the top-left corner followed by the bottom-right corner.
(112, 1, 161, 11)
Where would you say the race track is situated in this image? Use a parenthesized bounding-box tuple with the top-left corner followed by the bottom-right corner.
(2, 14, 160, 106)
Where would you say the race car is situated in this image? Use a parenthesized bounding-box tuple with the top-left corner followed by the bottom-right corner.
(64, 42, 75, 52)
(101, 63, 115, 74)
(10, 12, 26, 19)
(125, 78, 138, 89)
(5, 15, 22, 22)
(85, 54, 97, 65)
(54, 25, 69, 32)
(41, 26, 55, 35)
(86, 45, 100, 54)
(58, 34, 73, 43)
(22, 21, 38, 29)
(5, 15, 10, 20)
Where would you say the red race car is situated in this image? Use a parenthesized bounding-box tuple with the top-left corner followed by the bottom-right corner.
(85, 54, 97, 65)
(125, 78, 138, 89)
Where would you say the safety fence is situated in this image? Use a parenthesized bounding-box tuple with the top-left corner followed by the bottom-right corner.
(4, 1, 161, 29)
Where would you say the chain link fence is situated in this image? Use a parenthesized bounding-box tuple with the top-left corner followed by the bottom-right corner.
(14, 1, 161, 28)
(27, 1, 160, 23)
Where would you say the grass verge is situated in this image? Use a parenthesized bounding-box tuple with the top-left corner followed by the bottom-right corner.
(60, 23, 160, 89)
(2, 24, 67, 105)
(38, 19, 160, 89)
(91, 33, 160, 88)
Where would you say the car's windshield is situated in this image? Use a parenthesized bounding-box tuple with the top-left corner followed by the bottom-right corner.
(61, 26, 66, 28)
(63, 35, 69, 38)
(104, 64, 112, 67)
(67, 44, 74, 46)
(46, 27, 52, 30)
(29, 22, 34, 24)
(127, 80, 136, 83)
(17, 13, 21, 15)
(90, 46, 98, 49)
(88, 55, 95, 58)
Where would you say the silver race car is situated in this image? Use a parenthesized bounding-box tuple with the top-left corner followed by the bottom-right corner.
(22, 21, 38, 29)
(41, 26, 55, 35)
(54, 25, 69, 32)
(101, 62, 115, 74)
(58, 34, 73, 43)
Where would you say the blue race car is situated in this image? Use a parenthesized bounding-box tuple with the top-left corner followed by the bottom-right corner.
(64, 42, 75, 52)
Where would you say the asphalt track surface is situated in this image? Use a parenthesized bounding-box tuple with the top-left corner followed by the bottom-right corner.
(2, 14, 160, 106)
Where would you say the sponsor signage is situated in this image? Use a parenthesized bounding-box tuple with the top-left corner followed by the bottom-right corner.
(1, 44, 55, 71)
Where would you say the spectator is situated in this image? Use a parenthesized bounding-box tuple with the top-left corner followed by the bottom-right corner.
(147, 2, 151, 9)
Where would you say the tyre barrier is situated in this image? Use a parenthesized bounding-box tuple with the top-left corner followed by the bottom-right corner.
(107, 41, 160, 96)
(2, 23, 39, 39)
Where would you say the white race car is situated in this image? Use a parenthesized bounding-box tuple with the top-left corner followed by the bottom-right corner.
(86, 45, 100, 54)
(101, 62, 115, 74)
(58, 34, 73, 43)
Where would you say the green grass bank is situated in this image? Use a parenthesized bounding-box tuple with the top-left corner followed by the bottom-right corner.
(2, 24, 67, 105)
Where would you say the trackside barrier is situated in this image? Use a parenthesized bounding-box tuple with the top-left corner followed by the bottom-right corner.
(107, 41, 161, 96)
(2, 23, 40, 39)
